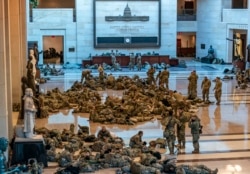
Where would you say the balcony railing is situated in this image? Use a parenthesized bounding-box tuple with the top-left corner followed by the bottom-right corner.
(177, 9, 196, 21)
(29, 8, 75, 23)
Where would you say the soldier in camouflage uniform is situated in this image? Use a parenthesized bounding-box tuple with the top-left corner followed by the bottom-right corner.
(213, 77, 222, 105)
(111, 53, 116, 69)
(129, 53, 135, 70)
(188, 115, 201, 153)
(98, 64, 104, 83)
(156, 71, 162, 86)
(97, 126, 113, 142)
(136, 54, 142, 71)
(147, 66, 156, 85)
(187, 70, 198, 99)
(176, 164, 218, 174)
(177, 108, 190, 149)
(129, 130, 144, 148)
(81, 70, 91, 83)
(201, 76, 211, 102)
(162, 110, 180, 155)
(161, 67, 170, 89)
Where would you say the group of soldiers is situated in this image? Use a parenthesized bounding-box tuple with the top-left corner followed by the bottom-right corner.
(146, 67, 222, 105)
(161, 108, 202, 155)
(97, 128, 219, 174)
(147, 66, 170, 89)
(128, 53, 142, 71)
(110, 52, 143, 71)
(23, 55, 227, 173)
(187, 70, 222, 105)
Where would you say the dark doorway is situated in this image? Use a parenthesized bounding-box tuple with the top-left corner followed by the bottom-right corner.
(232, 0, 247, 9)
(43, 36, 64, 64)
(184, 1, 194, 15)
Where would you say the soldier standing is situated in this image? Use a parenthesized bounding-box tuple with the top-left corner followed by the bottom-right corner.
(201, 76, 211, 102)
(129, 53, 135, 70)
(111, 52, 116, 69)
(162, 110, 180, 155)
(187, 70, 198, 99)
(147, 66, 156, 85)
(188, 115, 201, 153)
(136, 54, 142, 71)
(156, 71, 162, 86)
(177, 108, 190, 149)
(213, 77, 222, 105)
(98, 64, 104, 83)
(161, 67, 170, 89)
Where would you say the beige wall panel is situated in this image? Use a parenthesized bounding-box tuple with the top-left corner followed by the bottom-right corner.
(0, 53, 4, 85)
(0, 84, 7, 115)
(0, 117, 8, 137)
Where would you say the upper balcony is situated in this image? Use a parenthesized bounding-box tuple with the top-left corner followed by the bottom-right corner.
(222, 9, 248, 24)
(29, 8, 76, 23)
(177, 9, 196, 21)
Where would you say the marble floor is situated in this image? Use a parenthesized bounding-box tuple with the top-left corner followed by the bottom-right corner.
(23, 58, 250, 173)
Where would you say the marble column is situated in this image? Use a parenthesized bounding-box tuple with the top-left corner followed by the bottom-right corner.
(9, 0, 27, 104)
(0, 0, 27, 141)
(247, 0, 250, 63)
(0, 0, 10, 139)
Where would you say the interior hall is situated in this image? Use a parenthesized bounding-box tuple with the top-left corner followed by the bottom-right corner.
(1, 0, 250, 174)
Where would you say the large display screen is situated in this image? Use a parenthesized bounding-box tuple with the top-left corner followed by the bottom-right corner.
(94, 0, 161, 48)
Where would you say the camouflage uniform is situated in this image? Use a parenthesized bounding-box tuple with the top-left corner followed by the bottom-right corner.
(156, 71, 162, 86)
(162, 111, 180, 155)
(188, 116, 201, 153)
(129, 131, 143, 148)
(147, 66, 156, 85)
(111, 54, 116, 68)
(176, 164, 218, 174)
(97, 127, 112, 141)
(81, 70, 91, 83)
(136, 55, 142, 71)
(187, 71, 198, 99)
(177, 110, 190, 149)
(172, 91, 186, 116)
(129, 53, 135, 70)
(213, 77, 222, 105)
(161, 67, 170, 89)
(201, 76, 211, 102)
(98, 65, 104, 83)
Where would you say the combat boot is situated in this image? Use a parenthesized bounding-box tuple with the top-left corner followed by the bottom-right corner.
(182, 142, 185, 149)
(169, 148, 174, 155)
(192, 149, 199, 154)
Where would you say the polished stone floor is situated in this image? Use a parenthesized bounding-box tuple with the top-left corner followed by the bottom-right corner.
(29, 59, 250, 173)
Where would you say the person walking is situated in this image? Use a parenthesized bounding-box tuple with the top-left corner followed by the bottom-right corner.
(213, 77, 222, 105)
